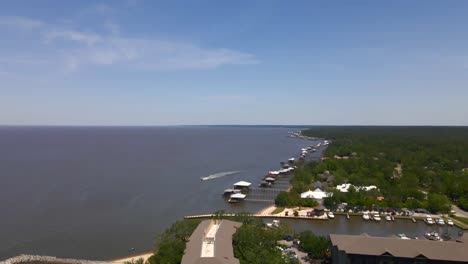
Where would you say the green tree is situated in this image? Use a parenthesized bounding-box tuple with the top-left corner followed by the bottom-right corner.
(299, 231, 330, 259)
(427, 193, 451, 213)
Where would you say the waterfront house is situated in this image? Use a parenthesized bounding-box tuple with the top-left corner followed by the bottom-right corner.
(330, 234, 468, 263)
(313, 181, 323, 189)
(181, 220, 242, 264)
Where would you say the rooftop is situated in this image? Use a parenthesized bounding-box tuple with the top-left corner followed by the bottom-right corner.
(181, 220, 242, 264)
(233, 181, 251, 187)
(330, 234, 468, 262)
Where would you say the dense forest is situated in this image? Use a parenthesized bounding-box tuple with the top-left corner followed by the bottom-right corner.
(302, 127, 468, 212)
(297, 126, 468, 212)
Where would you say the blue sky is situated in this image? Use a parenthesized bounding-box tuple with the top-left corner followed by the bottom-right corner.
(1, 0, 467, 125)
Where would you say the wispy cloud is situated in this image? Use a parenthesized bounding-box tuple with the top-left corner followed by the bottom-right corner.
(0, 15, 259, 73)
(44, 30, 103, 46)
(0, 16, 43, 30)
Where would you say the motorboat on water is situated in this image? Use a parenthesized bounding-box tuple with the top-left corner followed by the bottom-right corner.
(385, 215, 392, 221)
(412, 218, 417, 223)
(424, 216, 435, 225)
(446, 219, 454, 226)
(327, 212, 335, 219)
(346, 213, 350, 220)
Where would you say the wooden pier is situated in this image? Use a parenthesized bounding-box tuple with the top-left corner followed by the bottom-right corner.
(184, 213, 328, 220)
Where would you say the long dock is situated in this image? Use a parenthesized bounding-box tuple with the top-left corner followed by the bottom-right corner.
(184, 214, 328, 220)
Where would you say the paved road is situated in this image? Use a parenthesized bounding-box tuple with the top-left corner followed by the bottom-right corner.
(452, 205, 468, 218)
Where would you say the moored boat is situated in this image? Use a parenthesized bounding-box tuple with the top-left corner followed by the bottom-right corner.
(385, 215, 391, 221)
(424, 232, 440, 241)
(362, 212, 370, 221)
(436, 218, 445, 226)
(223, 188, 241, 196)
(327, 212, 335, 219)
(446, 219, 454, 226)
(372, 213, 381, 222)
(424, 215, 435, 225)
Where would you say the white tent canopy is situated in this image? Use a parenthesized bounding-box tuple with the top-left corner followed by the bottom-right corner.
(300, 188, 330, 199)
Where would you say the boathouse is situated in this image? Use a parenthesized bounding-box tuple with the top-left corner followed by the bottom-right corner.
(181, 220, 242, 264)
(233, 181, 251, 189)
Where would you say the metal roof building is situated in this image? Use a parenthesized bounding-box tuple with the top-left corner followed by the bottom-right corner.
(330, 234, 468, 263)
(181, 220, 242, 264)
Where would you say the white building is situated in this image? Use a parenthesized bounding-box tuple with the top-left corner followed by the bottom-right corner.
(300, 188, 331, 200)
(335, 183, 378, 193)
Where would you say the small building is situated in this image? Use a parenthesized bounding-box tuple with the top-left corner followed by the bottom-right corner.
(233, 181, 251, 189)
(300, 188, 331, 200)
(330, 234, 468, 264)
(181, 220, 242, 264)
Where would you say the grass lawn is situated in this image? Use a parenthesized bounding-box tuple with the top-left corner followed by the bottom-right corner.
(271, 207, 285, 215)
(453, 216, 468, 225)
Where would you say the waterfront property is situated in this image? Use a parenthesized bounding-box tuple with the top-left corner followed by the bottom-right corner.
(181, 220, 242, 264)
(330, 233, 468, 263)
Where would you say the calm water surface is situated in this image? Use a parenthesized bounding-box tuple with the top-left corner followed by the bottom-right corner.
(1, 126, 461, 260)
(0, 126, 314, 260)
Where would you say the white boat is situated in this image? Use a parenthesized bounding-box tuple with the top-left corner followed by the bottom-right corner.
(436, 218, 445, 226)
(424, 216, 435, 225)
(327, 212, 335, 219)
(425, 232, 440, 241)
(223, 189, 240, 196)
(266, 219, 280, 228)
(372, 213, 381, 222)
(385, 215, 392, 221)
(346, 213, 350, 220)
(446, 219, 454, 226)
(362, 213, 370, 221)
(397, 233, 410, 240)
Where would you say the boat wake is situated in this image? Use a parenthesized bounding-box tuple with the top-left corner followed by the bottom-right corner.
(200, 171, 243, 181)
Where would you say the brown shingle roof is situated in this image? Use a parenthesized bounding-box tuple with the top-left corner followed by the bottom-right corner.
(181, 220, 242, 264)
(330, 234, 468, 262)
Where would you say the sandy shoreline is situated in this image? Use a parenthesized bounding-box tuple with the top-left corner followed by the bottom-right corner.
(112, 252, 153, 263)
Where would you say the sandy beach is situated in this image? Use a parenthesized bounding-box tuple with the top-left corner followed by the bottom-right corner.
(112, 252, 153, 263)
